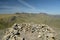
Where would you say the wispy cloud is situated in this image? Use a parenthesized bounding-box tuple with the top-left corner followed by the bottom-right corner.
(18, 0, 36, 9)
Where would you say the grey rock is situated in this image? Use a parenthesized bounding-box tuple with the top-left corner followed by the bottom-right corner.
(2, 23, 56, 40)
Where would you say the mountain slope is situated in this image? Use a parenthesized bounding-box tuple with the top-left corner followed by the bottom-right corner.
(0, 13, 60, 29)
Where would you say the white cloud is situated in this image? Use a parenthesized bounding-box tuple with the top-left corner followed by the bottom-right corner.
(18, 0, 36, 9)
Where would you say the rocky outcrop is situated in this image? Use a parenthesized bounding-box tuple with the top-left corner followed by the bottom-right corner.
(2, 23, 56, 40)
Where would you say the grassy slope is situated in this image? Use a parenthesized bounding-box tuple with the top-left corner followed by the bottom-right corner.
(0, 13, 60, 40)
(0, 13, 60, 29)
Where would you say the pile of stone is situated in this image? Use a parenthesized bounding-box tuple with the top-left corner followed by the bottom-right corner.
(2, 23, 56, 40)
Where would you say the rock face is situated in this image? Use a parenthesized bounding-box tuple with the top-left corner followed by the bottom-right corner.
(2, 23, 56, 40)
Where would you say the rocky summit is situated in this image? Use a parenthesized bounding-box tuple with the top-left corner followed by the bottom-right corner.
(2, 23, 56, 40)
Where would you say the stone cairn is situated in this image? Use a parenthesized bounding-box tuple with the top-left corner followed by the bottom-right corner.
(2, 23, 56, 40)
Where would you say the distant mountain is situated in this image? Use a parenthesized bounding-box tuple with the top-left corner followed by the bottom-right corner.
(0, 13, 60, 30)
(53, 15, 60, 18)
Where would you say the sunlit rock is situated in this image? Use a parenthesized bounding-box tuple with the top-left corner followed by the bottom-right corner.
(2, 23, 56, 40)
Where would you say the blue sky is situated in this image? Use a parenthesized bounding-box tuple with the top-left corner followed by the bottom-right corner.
(0, 0, 60, 14)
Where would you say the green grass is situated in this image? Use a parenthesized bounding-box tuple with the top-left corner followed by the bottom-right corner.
(0, 13, 60, 30)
